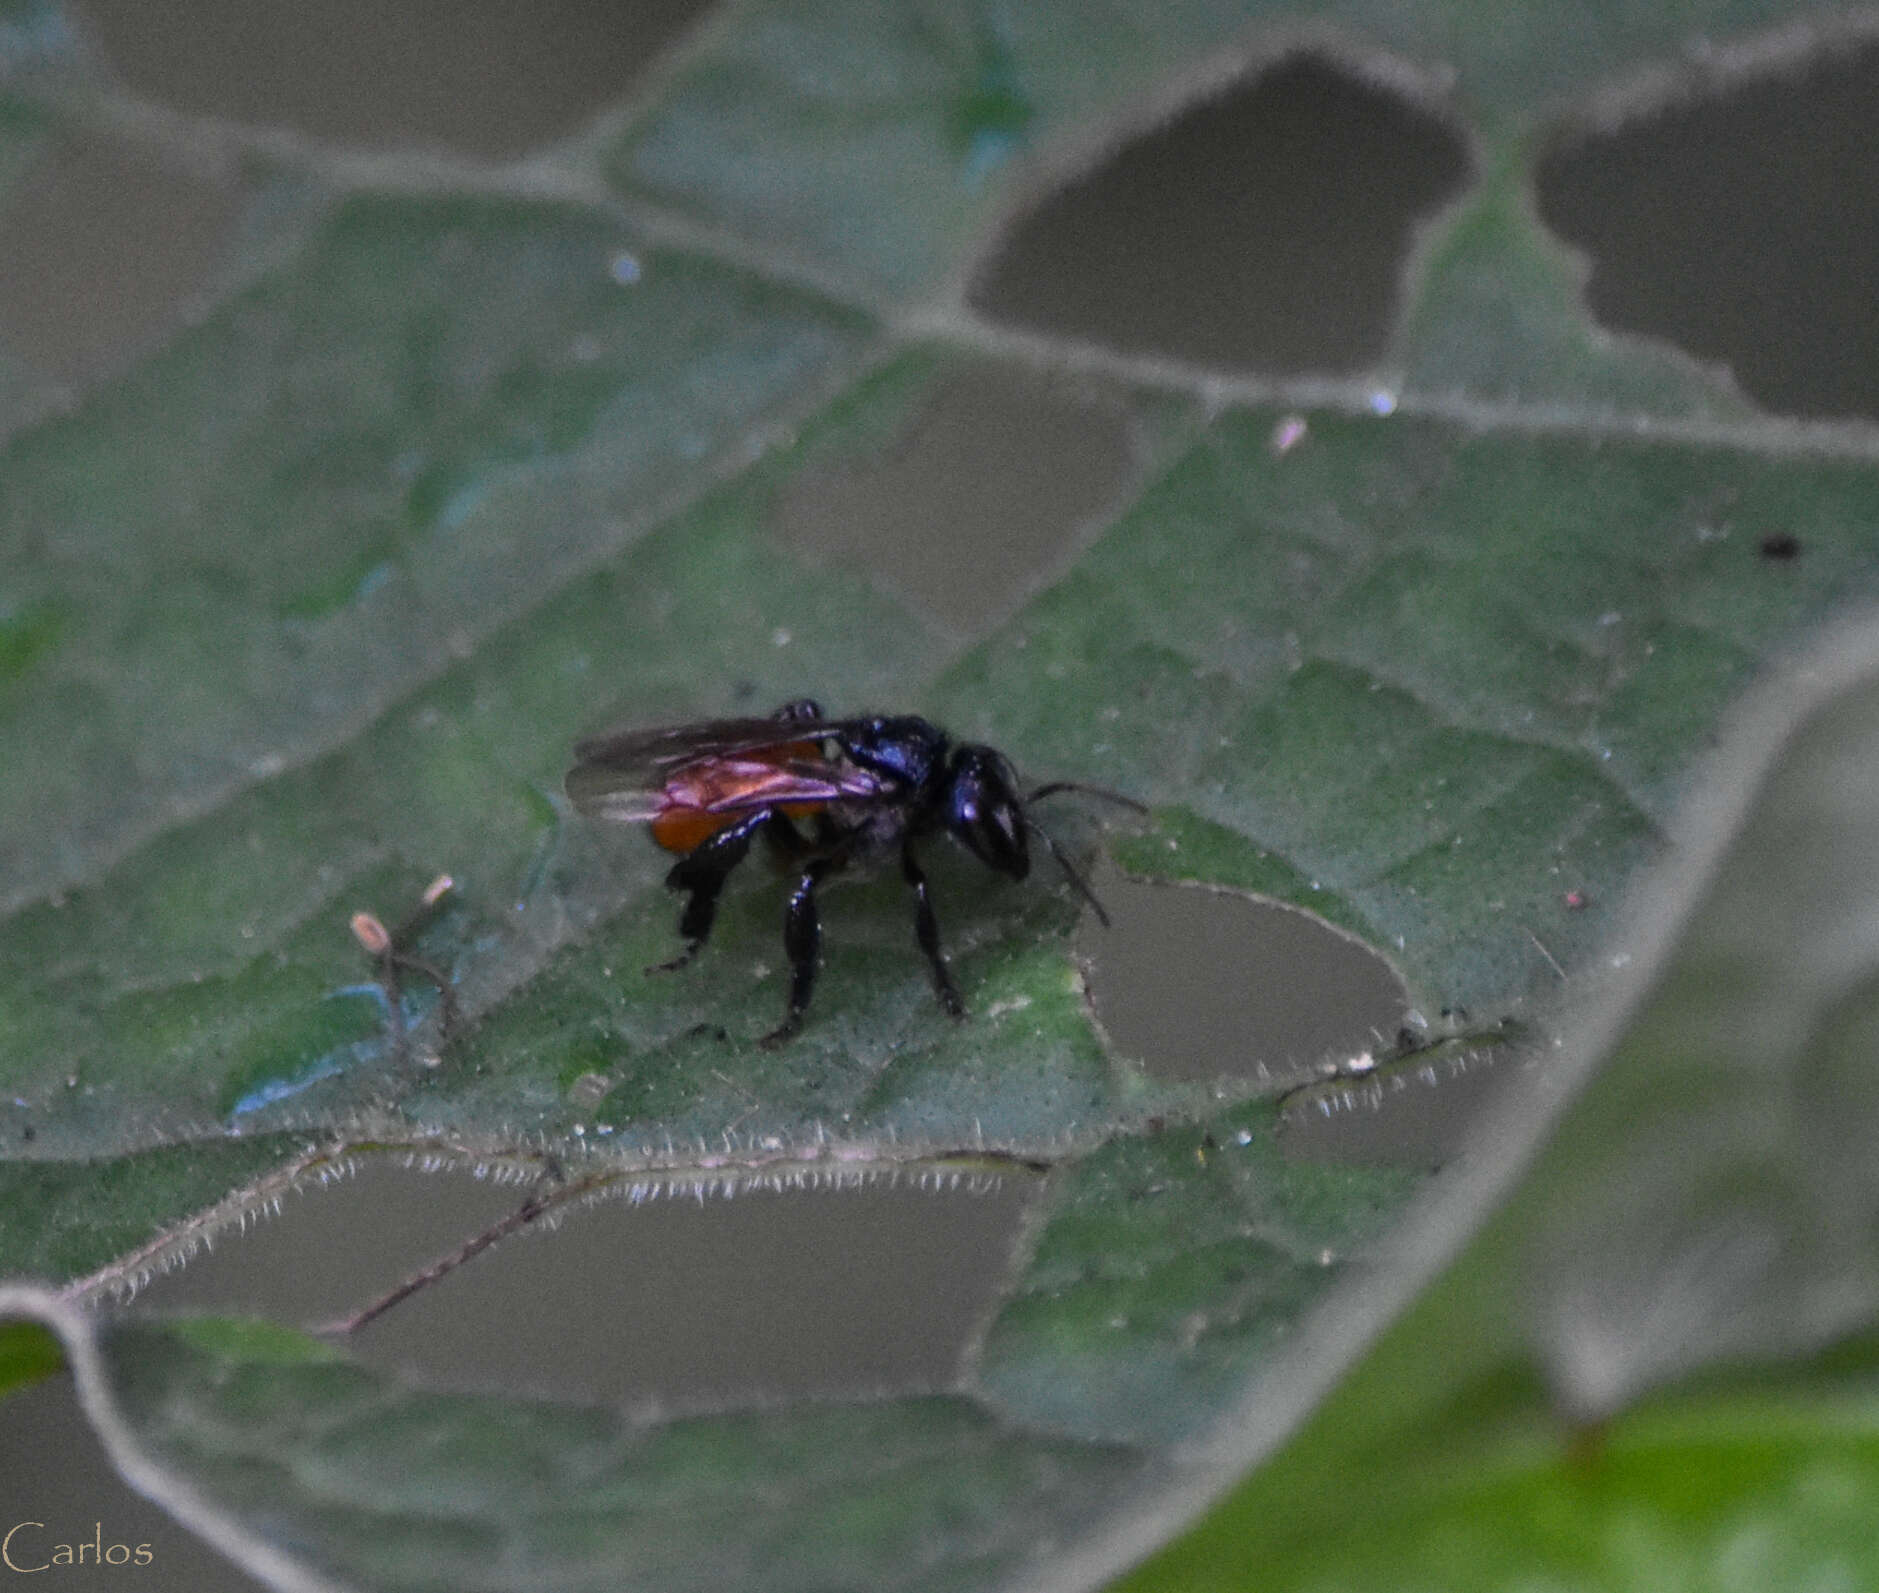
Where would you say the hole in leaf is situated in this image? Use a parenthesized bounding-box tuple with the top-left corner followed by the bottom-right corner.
(0, 134, 240, 385)
(1278, 1037, 1526, 1168)
(771, 363, 1136, 637)
(72, 0, 709, 161)
(133, 1158, 526, 1324)
(135, 1157, 1038, 1407)
(970, 52, 1471, 374)
(1081, 867, 1408, 1088)
(1536, 36, 1879, 421)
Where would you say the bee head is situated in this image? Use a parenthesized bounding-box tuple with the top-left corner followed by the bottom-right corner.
(945, 744, 1030, 880)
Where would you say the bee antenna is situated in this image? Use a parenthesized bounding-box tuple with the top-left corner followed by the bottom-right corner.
(1025, 781, 1149, 816)
(1024, 816, 1113, 929)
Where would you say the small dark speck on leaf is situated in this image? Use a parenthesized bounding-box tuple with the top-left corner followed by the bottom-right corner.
(1758, 532, 1802, 561)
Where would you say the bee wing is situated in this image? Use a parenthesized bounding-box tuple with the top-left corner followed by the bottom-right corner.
(565, 718, 818, 820)
(696, 756, 886, 814)
(566, 718, 885, 823)
(570, 712, 852, 772)
(563, 764, 674, 823)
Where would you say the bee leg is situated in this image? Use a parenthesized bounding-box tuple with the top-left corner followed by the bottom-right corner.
(901, 845, 964, 1018)
(759, 856, 840, 1048)
(760, 810, 814, 862)
(650, 810, 768, 975)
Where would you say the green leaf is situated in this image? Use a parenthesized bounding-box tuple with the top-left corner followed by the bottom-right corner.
(1114, 617, 1879, 1592)
(14, 386, 1876, 1166)
(0, 1136, 303, 1282)
(1150, 1371, 1879, 1593)
(976, 1101, 1419, 1445)
(0, 1318, 61, 1395)
(2, 1, 1877, 1589)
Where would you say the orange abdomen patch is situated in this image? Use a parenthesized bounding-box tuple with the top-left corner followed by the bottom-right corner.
(650, 806, 736, 854)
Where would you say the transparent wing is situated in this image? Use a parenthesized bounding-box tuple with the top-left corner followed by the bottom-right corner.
(565, 715, 884, 823)
(570, 707, 895, 771)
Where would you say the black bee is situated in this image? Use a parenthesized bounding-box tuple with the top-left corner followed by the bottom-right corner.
(565, 698, 1142, 1044)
